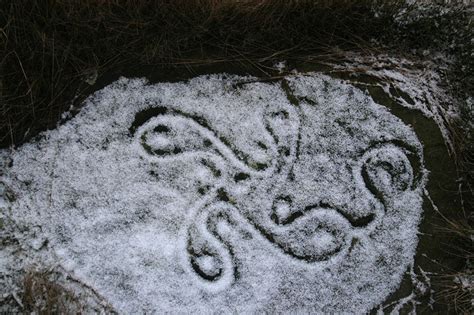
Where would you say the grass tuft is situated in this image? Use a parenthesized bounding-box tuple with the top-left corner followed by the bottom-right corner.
(22, 270, 83, 314)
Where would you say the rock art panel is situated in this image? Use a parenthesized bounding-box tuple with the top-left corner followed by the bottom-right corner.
(0, 73, 427, 313)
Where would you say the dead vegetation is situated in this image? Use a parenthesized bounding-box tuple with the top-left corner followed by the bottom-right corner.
(22, 270, 83, 314)
(1, 0, 463, 148)
(433, 218, 473, 314)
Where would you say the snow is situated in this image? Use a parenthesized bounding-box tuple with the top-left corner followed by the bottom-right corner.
(0, 73, 427, 313)
(331, 53, 458, 151)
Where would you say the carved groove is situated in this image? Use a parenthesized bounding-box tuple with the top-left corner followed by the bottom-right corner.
(132, 104, 421, 289)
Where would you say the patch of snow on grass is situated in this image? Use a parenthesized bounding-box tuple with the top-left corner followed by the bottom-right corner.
(1, 73, 427, 313)
(332, 53, 458, 150)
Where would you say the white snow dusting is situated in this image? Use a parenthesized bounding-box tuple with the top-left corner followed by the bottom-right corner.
(331, 53, 458, 150)
(1, 73, 427, 313)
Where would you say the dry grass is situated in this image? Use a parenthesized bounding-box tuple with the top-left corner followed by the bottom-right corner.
(1, 0, 407, 148)
(433, 218, 473, 314)
(435, 272, 473, 314)
(1, 2, 470, 147)
(22, 270, 84, 314)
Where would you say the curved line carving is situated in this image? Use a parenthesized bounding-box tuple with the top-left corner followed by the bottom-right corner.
(186, 202, 238, 287)
(132, 104, 422, 290)
(359, 140, 423, 208)
(133, 107, 282, 175)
